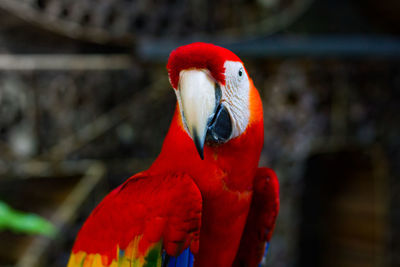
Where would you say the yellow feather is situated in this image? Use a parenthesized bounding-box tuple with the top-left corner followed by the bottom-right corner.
(67, 236, 163, 267)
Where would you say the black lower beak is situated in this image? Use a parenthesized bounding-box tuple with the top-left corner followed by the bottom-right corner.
(206, 103, 232, 144)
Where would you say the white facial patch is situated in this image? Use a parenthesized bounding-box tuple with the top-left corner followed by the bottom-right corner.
(222, 61, 250, 138)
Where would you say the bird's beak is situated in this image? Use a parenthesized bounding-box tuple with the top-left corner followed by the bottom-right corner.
(178, 69, 217, 160)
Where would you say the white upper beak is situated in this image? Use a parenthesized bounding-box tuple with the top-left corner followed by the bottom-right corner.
(177, 69, 216, 159)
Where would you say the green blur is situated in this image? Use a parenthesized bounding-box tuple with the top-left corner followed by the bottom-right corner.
(0, 201, 56, 238)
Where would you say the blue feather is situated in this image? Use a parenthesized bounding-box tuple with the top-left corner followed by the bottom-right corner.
(264, 242, 270, 257)
(163, 243, 268, 267)
(166, 248, 194, 267)
(258, 242, 270, 267)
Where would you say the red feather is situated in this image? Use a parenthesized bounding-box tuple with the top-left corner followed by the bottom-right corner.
(233, 168, 280, 266)
(71, 172, 202, 265)
(167, 42, 241, 89)
(68, 43, 279, 267)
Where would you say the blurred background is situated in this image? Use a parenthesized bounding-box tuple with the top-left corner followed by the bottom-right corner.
(0, 0, 399, 266)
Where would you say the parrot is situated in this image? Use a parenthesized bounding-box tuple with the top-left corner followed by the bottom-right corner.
(67, 42, 279, 267)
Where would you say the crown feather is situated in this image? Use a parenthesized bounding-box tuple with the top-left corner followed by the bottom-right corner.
(167, 43, 241, 89)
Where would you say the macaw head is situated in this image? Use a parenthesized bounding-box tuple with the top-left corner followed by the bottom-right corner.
(167, 42, 254, 160)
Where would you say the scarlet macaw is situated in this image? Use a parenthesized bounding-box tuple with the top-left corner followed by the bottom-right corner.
(67, 43, 279, 267)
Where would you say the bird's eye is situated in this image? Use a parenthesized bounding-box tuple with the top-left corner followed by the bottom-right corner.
(238, 68, 243, 77)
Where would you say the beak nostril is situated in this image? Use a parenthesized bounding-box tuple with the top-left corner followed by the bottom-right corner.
(215, 83, 222, 106)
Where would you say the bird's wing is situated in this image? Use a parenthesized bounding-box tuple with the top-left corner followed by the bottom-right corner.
(67, 172, 202, 267)
(233, 167, 279, 267)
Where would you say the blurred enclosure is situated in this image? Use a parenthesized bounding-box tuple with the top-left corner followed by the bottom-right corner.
(0, 0, 399, 266)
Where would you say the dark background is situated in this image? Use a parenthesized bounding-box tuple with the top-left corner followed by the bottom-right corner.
(0, 0, 399, 266)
